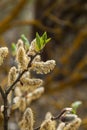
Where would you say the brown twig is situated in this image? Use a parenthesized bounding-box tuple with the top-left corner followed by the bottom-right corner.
(34, 108, 72, 130)
(0, 85, 5, 99)
(0, 86, 8, 130)
(0, 53, 38, 130)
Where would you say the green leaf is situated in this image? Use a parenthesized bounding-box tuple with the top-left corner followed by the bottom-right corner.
(71, 101, 82, 114)
(42, 32, 47, 44)
(46, 38, 51, 44)
(36, 32, 41, 51)
(11, 43, 17, 56)
(21, 34, 30, 50)
(35, 32, 51, 52)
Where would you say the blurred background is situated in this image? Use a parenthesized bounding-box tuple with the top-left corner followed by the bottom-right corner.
(0, 0, 87, 130)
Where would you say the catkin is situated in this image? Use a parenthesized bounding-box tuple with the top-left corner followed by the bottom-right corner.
(20, 78, 43, 92)
(57, 117, 81, 130)
(31, 60, 56, 74)
(19, 108, 34, 130)
(8, 66, 17, 86)
(40, 119, 56, 130)
(0, 47, 8, 65)
(16, 46, 29, 71)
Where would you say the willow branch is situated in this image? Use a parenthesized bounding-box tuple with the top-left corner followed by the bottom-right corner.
(34, 108, 72, 130)
(60, 25, 87, 65)
(72, 55, 87, 74)
(6, 54, 37, 95)
(9, 20, 62, 34)
(45, 73, 87, 94)
(0, 85, 5, 99)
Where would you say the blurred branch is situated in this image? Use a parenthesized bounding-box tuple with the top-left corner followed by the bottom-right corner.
(60, 25, 87, 64)
(47, 13, 73, 28)
(0, 0, 28, 34)
(0, 0, 12, 8)
(10, 20, 62, 34)
(72, 55, 87, 74)
(45, 73, 87, 94)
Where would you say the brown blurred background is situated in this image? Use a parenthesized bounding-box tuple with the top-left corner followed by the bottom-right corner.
(0, 0, 87, 130)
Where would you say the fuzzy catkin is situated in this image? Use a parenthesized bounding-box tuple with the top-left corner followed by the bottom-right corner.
(19, 98, 26, 112)
(19, 108, 34, 130)
(16, 46, 29, 71)
(31, 60, 56, 74)
(40, 119, 56, 130)
(21, 71, 31, 79)
(12, 96, 21, 110)
(32, 55, 41, 63)
(57, 117, 81, 130)
(28, 39, 37, 56)
(45, 112, 57, 129)
(63, 117, 81, 130)
(16, 39, 24, 50)
(8, 66, 17, 86)
(26, 87, 44, 104)
(57, 123, 65, 130)
(0, 47, 8, 65)
(12, 96, 26, 112)
(15, 87, 22, 97)
(20, 78, 43, 92)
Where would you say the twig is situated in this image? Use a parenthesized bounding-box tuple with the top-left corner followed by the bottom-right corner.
(3, 94, 8, 130)
(34, 108, 72, 130)
(6, 69, 27, 95)
(0, 85, 5, 99)
(0, 86, 8, 130)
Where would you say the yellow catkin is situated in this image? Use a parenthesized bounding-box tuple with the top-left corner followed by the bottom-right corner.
(26, 87, 44, 104)
(15, 87, 22, 97)
(40, 119, 56, 130)
(16, 39, 24, 50)
(19, 98, 26, 112)
(57, 117, 81, 130)
(0, 47, 8, 65)
(32, 60, 56, 74)
(63, 117, 81, 130)
(19, 108, 34, 130)
(28, 39, 37, 56)
(20, 78, 43, 92)
(45, 112, 57, 129)
(21, 71, 31, 79)
(16, 46, 29, 71)
(12, 96, 21, 110)
(45, 112, 53, 120)
(57, 122, 65, 130)
(8, 66, 17, 86)
(32, 55, 41, 63)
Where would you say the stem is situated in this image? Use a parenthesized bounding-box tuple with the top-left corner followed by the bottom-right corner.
(3, 94, 8, 130)
(6, 69, 27, 95)
(0, 86, 8, 130)
(0, 54, 38, 130)
(0, 86, 5, 99)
